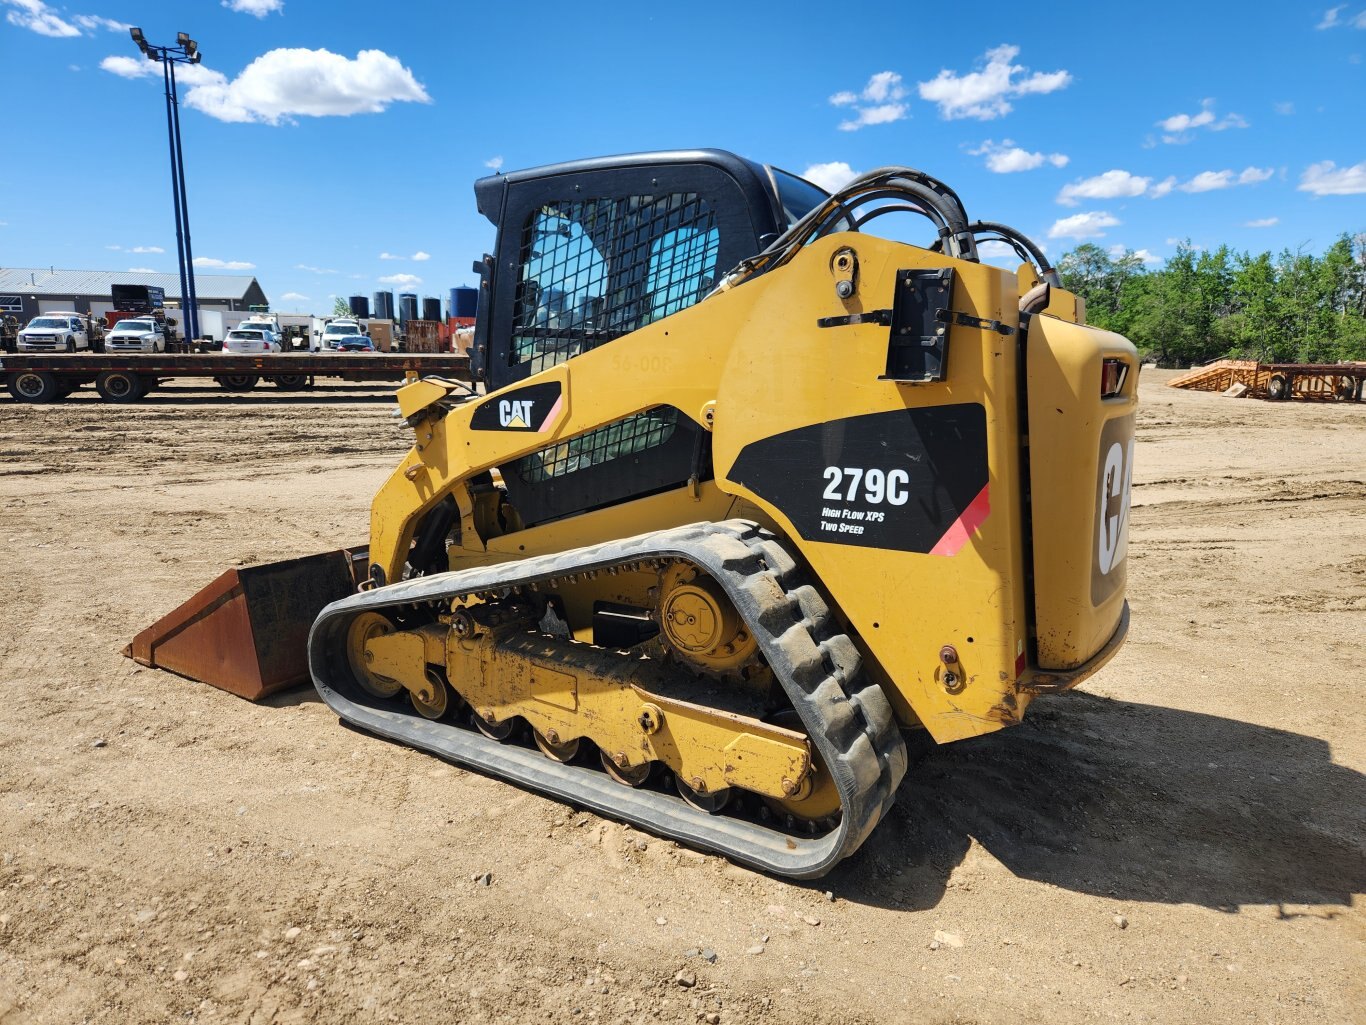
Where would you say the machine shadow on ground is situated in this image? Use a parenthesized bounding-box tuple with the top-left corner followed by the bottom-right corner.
(828, 692, 1365, 914)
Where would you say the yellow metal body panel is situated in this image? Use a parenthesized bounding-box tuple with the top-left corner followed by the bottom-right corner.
(365, 232, 1132, 745)
(1026, 315, 1137, 668)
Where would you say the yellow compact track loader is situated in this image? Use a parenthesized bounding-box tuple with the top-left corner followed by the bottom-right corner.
(129, 150, 1136, 878)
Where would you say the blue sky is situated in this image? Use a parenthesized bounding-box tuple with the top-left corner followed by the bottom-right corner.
(2, 0, 1364, 312)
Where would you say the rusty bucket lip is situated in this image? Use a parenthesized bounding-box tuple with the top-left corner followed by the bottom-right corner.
(125, 546, 365, 701)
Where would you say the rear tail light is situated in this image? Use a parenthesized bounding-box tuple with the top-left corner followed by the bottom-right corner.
(1101, 358, 1129, 398)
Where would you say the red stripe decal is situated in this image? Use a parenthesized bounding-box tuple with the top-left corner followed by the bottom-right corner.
(537, 395, 564, 432)
(928, 484, 991, 557)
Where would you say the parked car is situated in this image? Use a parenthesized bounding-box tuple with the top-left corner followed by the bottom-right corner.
(105, 317, 166, 354)
(18, 313, 93, 352)
(337, 336, 376, 352)
(237, 316, 283, 348)
(319, 319, 365, 350)
(223, 328, 281, 354)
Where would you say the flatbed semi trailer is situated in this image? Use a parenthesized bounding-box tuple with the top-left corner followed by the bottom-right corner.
(2, 352, 472, 403)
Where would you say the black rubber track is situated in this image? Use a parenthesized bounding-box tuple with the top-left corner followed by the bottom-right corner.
(308, 520, 907, 879)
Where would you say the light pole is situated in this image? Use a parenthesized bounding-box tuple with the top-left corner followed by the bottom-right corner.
(129, 27, 202, 344)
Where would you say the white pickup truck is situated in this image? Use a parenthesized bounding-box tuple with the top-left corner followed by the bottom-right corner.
(17, 312, 99, 353)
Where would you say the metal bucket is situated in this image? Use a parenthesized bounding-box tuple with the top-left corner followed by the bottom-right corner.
(124, 548, 365, 700)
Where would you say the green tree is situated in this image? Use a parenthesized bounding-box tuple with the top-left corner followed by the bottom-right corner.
(332, 296, 351, 317)
(1056, 233, 1366, 366)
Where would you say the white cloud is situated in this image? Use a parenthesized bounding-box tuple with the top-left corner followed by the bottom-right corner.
(802, 161, 859, 193)
(129, 245, 164, 254)
(412, 251, 430, 261)
(380, 250, 431, 262)
(280, 291, 309, 301)
(1181, 171, 1230, 192)
(126, 267, 157, 273)
(917, 44, 1070, 121)
(102, 48, 430, 125)
(106, 244, 122, 250)
(1178, 166, 1274, 193)
(1108, 244, 1161, 264)
(4, 0, 78, 36)
(1048, 211, 1120, 240)
(1057, 169, 1151, 206)
(1244, 217, 1279, 227)
(1316, 5, 1345, 28)
(72, 13, 128, 31)
(223, 0, 283, 16)
(5, 2, 127, 36)
(1299, 160, 1366, 195)
(100, 55, 224, 89)
(184, 48, 428, 124)
(977, 240, 1020, 260)
(1274, 101, 1295, 115)
(1149, 176, 1177, 199)
(193, 257, 256, 270)
(829, 71, 909, 131)
(100, 55, 152, 79)
(379, 252, 401, 260)
(971, 139, 1068, 173)
(484, 155, 504, 170)
(1156, 99, 1248, 143)
(379, 273, 422, 287)
(296, 264, 338, 274)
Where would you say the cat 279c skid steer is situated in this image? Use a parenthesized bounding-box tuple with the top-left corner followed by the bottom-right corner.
(128, 150, 1136, 879)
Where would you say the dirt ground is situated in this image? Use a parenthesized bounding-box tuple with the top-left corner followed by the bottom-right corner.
(0, 371, 1361, 1025)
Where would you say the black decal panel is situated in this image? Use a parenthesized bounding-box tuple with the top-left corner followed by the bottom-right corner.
(470, 381, 563, 432)
(727, 404, 989, 553)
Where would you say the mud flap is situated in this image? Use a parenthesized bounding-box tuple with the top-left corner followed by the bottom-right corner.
(124, 548, 364, 700)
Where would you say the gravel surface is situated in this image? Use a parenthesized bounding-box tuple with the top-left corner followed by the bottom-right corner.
(0, 372, 1361, 1024)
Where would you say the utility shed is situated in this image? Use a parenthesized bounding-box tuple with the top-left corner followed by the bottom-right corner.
(0, 268, 268, 323)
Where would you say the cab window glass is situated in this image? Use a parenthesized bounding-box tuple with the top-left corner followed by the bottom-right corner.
(510, 193, 719, 372)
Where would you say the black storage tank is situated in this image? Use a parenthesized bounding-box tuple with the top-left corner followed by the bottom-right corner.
(372, 291, 395, 321)
(421, 297, 442, 322)
(450, 286, 478, 319)
(348, 295, 370, 319)
(399, 293, 418, 324)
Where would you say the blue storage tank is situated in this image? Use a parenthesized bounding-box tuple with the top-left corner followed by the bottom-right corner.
(450, 286, 478, 319)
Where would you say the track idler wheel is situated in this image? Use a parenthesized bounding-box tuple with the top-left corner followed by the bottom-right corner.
(471, 709, 519, 742)
(674, 774, 731, 815)
(533, 729, 580, 763)
(760, 709, 842, 832)
(346, 612, 403, 698)
(410, 669, 454, 721)
(601, 750, 652, 788)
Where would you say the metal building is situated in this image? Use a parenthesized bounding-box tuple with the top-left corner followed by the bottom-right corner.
(0, 267, 269, 324)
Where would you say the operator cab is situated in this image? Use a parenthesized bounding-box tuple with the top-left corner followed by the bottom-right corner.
(469, 149, 829, 392)
(461, 151, 831, 530)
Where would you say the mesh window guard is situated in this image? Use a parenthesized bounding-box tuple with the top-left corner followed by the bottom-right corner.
(511, 194, 720, 370)
(515, 407, 680, 484)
